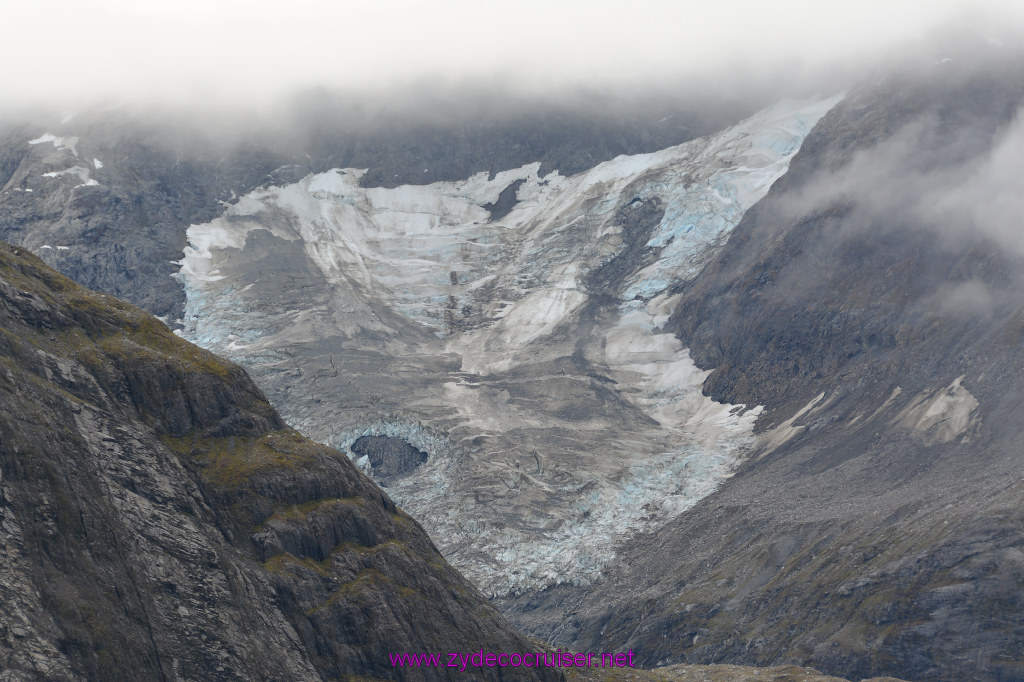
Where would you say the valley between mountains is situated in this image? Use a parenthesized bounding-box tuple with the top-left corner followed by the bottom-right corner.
(174, 95, 840, 600)
(2, 40, 1023, 682)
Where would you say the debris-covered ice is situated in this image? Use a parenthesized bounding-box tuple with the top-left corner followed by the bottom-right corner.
(176, 95, 841, 597)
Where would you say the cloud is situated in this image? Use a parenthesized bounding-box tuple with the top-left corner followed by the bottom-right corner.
(930, 280, 996, 318)
(921, 113, 1024, 253)
(738, 53, 1024, 323)
(772, 96, 1024, 259)
(2, 0, 1023, 110)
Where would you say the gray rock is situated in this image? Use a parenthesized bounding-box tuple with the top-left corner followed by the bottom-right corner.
(534, 49, 1024, 682)
(0, 243, 561, 681)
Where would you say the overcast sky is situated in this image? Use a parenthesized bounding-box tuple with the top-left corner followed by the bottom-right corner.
(3, 0, 1023, 109)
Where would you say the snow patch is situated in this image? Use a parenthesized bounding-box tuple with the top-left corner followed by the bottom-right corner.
(41, 166, 98, 188)
(177, 222, 253, 283)
(28, 133, 79, 157)
(759, 392, 827, 455)
(898, 376, 978, 445)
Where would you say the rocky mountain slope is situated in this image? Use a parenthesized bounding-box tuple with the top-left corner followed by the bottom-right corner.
(0, 242, 559, 681)
(529, 49, 1024, 682)
(2, 39, 1023, 682)
(164, 47, 1024, 681)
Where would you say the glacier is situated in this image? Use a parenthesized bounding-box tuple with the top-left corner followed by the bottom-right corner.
(175, 94, 842, 597)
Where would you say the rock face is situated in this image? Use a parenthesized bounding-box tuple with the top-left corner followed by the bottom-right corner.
(0, 121, 292, 323)
(536, 51, 1024, 681)
(4, 43, 1024, 682)
(0, 242, 560, 681)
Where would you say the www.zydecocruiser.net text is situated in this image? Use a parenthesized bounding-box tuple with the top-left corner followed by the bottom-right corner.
(390, 650, 636, 671)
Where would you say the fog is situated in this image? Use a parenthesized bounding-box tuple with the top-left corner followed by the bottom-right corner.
(771, 72, 1024, 258)
(924, 114, 1024, 254)
(3, 0, 1023, 114)
(4, 0, 1024, 282)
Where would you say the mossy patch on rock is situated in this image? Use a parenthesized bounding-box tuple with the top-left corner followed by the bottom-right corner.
(161, 428, 325, 487)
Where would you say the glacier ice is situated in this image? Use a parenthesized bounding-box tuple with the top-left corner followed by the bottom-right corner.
(175, 95, 842, 597)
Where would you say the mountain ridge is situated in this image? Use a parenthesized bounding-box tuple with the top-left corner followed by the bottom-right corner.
(0, 241, 560, 681)
(2, 44, 1023, 682)
(524, 52, 1024, 682)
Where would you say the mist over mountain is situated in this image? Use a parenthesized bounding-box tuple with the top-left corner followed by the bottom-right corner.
(5, 0, 995, 109)
(3, 3, 1024, 681)
(514, 50, 1024, 680)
